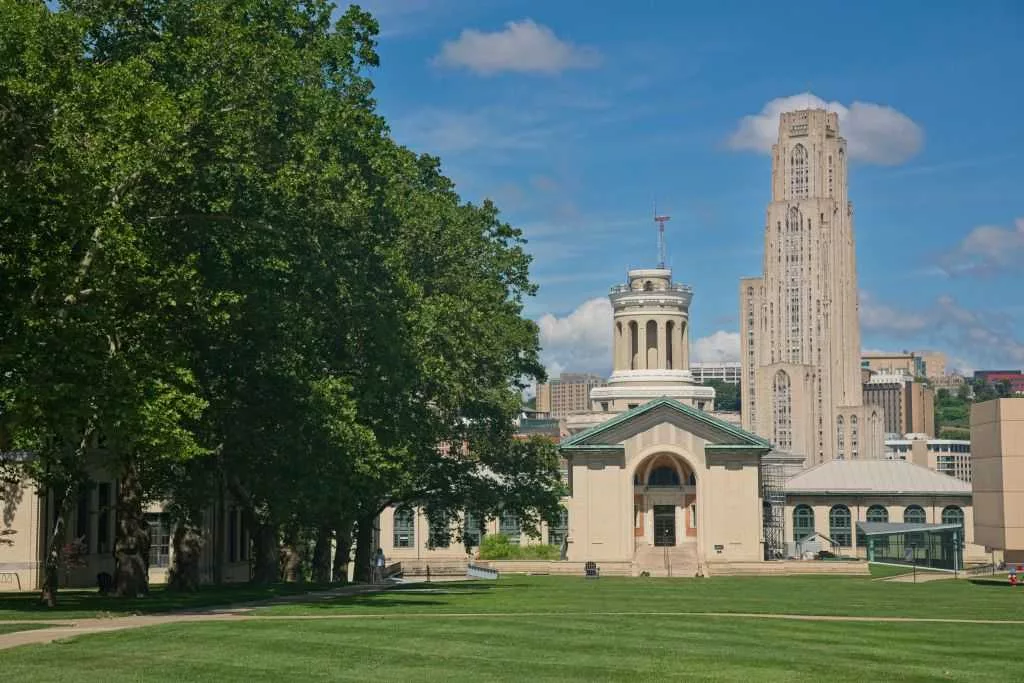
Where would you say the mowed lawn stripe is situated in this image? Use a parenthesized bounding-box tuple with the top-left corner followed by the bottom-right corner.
(1, 614, 1021, 681)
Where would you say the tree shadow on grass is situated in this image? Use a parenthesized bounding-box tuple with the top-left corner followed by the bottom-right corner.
(0, 582, 339, 619)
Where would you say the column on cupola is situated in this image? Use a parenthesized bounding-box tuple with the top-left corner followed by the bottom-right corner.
(657, 320, 667, 370)
(678, 320, 689, 369)
(637, 319, 647, 370)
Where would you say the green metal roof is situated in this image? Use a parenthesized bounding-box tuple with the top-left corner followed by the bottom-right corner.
(559, 397, 771, 450)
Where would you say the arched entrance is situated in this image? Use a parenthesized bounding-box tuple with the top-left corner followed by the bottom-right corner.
(632, 453, 697, 550)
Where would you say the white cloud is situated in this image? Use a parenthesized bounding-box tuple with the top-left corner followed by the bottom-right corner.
(728, 93, 923, 165)
(859, 291, 930, 333)
(860, 290, 1024, 370)
(537, 297, 613, 376)
(938, 217, 1024, 276)
(536, 298, 743, 376)
(433, 19, 601, 75)
(691, 331, 740, 363)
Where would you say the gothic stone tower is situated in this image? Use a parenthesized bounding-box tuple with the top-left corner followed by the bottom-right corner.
(740, 108, 882, 464)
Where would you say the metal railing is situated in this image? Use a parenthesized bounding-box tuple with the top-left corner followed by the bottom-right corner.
(610, 283, 693, 295)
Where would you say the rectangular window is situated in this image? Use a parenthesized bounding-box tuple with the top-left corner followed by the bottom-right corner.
(499, 513, 521, 544)
(393, 507, 415, 548)
(145, 513, 171, 568)
(463, 512, 484, 547)
(97, 483, 111, 554)
(547, 508, 569, 547)
(228, 509, 239, 563)
(76, 489, 91, 553)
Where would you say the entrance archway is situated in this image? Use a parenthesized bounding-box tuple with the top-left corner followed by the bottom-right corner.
(632, 453, 697, 550)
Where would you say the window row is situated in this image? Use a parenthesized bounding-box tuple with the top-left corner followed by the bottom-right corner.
(793, 504, 964, 547)
(392, 507, 569, 549)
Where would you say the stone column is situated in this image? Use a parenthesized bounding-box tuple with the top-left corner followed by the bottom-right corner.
(677, 321, 688, 370)
(657, 320, 667, 370)
(637, 319, 647, 370)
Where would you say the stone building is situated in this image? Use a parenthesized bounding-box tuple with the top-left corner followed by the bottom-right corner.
(740, 108, 883, 465)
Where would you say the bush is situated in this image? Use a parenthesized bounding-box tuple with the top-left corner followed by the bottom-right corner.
(478, 534, 560, 560)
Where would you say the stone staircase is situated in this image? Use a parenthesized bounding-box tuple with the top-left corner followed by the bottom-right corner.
(633, 543, 701, 577)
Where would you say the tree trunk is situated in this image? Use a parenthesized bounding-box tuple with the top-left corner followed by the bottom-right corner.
(167, 519, 203, 592)
(353, 514, 374, 584)
(311, 526, 332, 584)
(250, 522, 279, 584)
(114, 458, 150, 598)
(281, 529, 302, 583)
(40, 490, 72, 607)
(333, 521, 352, 584)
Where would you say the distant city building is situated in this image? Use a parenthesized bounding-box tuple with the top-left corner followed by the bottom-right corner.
(973, 370, 1024, 395)
(971, 398, 1024, 564)
(884, 434, 971, 483)
(861, 350, 947, 380)
(863, 372, 935, 437)
(690, 361, 741, 385)
(931, 373, 967, 391)
(535, 373, 607, 418)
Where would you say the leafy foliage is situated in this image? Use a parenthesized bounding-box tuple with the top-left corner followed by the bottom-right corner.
(0, 0, 561, 599)
(477, 534, 561, 561)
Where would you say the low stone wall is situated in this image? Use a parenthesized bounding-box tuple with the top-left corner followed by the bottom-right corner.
(707, 560, 870, 577)
(479, 560, 633, 576)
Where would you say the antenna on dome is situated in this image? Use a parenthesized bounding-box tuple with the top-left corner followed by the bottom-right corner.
(653, 203, 670, 269)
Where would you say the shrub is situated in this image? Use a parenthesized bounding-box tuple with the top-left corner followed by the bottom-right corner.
(478, 533, 560, 560)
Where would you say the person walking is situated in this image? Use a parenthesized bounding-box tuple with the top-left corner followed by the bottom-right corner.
(373, 548, 386, 584)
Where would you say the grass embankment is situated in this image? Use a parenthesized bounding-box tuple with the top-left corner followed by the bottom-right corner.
(0, 582, 336, 621)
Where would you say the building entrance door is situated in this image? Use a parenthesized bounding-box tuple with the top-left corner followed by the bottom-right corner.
(653, 505, 676, 547)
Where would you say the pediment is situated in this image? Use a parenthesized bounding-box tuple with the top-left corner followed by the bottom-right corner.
(560, 398, 771, 451)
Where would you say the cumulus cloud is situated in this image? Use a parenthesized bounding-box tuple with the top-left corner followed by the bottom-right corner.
(537, 297, 613, 377)
(433, 19, 601, 75)
(937, 217, 1024, 277)
(536, 298, 743, 377)
(728, 93, 923, 165)
(860, 290, 1024, 369)
(691, 331, 740, 363)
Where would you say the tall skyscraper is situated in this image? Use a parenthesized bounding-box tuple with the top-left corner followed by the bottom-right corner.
(740, 108, 883, 464)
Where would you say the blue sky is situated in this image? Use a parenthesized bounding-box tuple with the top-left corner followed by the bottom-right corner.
(356, 0, 1024, 377)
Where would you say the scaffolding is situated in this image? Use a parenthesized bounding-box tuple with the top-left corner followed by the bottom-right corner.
(760, 459, 787, 560)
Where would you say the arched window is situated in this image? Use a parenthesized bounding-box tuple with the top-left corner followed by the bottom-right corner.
(616, 321, 623, 367)
(828, 154, 834, 197)
(942, 506, 964, 527)
(793, 504, 815, 542)
(648, 466, 680, 487)
(836, 416, 845, 459)
(790, 143, 808, 198)
(687, 472, 696, 486)
(829, 505, 852, 547)
(850, 416, 859, 459)
(866, 505, 888, 523)
(772, 370, 792, 450)
(393, 507, 415, 548)
(784, 207, 803, 363)
(644, 280, 653, 291)
(903, 505, 926, 524)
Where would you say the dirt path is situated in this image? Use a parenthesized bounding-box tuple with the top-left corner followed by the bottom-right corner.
(4, 604, 1024, 651)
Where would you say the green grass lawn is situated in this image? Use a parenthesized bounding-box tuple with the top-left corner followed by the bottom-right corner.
(3, 575, 1024, 681)
(260, 574, 1024, 621)
(0, 582, 336, 621)
(868, 562, 951, 578)
(0, 612, 1021, 681)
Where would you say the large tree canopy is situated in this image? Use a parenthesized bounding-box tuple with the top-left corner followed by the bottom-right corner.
(0, 0, 559, 602)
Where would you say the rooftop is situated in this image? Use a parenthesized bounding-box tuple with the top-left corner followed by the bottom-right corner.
(785, 459, 970, 495)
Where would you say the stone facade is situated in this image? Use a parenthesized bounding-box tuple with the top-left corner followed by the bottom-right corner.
(741, 108, 883, 465)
